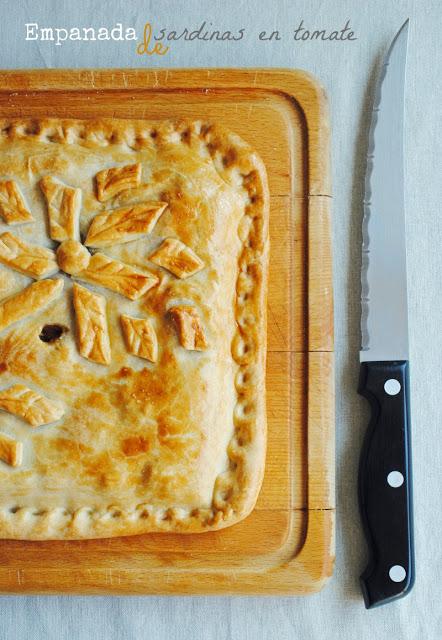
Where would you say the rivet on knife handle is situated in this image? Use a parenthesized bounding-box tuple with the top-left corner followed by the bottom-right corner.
(358, 360, 415, 608)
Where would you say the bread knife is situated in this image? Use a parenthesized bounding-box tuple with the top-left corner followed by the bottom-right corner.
(358, 19, 415, 608)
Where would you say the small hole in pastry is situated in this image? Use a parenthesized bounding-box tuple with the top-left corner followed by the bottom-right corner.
(243, 403, 254, 415)
(239, 314, 254, 328)
(222, 149, 237, 168)
(238, 371, 252, 386)
(24, 122, 39, 135)
(39, 324, 68, 343)
(9, 506, 20, 514)
(150, 130, 158, 139)
(220, 488, 233, 502)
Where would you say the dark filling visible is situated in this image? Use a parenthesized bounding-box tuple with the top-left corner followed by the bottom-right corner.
(39, 324, 68, 343)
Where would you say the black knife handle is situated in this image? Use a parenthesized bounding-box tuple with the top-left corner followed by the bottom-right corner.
(358, 360, 414, 608)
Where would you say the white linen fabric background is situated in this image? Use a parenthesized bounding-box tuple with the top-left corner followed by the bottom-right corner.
(0, 1, 440, 638)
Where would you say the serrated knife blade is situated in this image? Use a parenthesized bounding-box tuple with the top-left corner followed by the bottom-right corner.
(360, 21, 409, 361)
(357, 20, 414, 609)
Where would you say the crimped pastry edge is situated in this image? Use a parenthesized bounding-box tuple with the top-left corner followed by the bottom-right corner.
(0, 117, 269, 539)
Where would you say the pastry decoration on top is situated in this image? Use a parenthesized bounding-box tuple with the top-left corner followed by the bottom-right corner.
(0, 163, 208, 465)
(0, 180, 33, 225)
(0, 164, 167, 366)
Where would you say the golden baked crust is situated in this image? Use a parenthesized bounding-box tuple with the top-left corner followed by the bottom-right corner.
(149, 238, 204, 279)
(0, 383, 64, 427)
(72, 283, 111, 366)
(0, 232, 58, 278)
(84, 202, 167, 248)
(120, 314, 158, 362)
(95, 163, 142, 202)
(0, 180, 33, 225)
(39, 176, 81, 242)
(0, 117, 269, 539)
(170, 305, 208, 351)
(0, 432, 22, 467)
(0, 278, 63, 332)
(78, 252, 158, 300)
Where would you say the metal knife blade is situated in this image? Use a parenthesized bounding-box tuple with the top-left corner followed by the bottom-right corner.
(360, 20, 409, 362)
(358, 20, 415, 609)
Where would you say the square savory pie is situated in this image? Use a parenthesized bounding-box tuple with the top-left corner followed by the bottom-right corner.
(0, 118, 269, 539)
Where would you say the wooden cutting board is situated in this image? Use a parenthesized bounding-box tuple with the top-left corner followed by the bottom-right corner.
(0, 68, 334, 595)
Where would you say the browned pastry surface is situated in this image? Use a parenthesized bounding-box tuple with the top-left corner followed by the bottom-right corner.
(0, 118, 269, 539)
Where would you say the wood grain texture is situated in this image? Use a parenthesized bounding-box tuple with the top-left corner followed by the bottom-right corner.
(0, 68, 334, 595)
